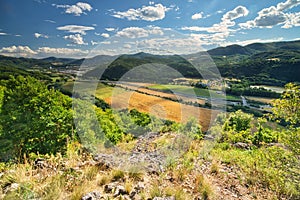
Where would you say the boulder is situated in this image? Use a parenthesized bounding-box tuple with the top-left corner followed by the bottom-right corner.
(81, 191, 102, 200)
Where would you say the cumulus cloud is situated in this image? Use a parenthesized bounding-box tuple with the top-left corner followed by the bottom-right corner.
(91, 40, 99, 45)
(111, 4, 169, 21)
(105, 28, 116, 32)
(239, 0, 300, 29)
(183, 6, 248, 32)
(222, 6, 249, 22)
(101, 33, 110, 38)
(53, 2, 92, 16)
(56, 25, 95, 34)
(0, 46, 37, 57)
(191, 12, 203, 20)
(116, 27, 163, 39)
(63, 34, 87, 45)
(277, 0, 300, 11)
(37, 47, 88, 58)
(34, 33, 49, 39)
(183, 6, 248, 33)
(181, 6, 249, 45)
(0, 45, 89, 58)
(282, 12, 300, 28)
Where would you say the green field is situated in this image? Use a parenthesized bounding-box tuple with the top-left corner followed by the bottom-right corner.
(149, 84, 241, 101)
(62, 81, 128, 99)
(250, 85, 285, 93)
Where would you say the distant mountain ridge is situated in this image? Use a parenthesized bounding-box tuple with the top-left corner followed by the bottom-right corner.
(1, 40, 299, 85)
(207, 40, 300, 56)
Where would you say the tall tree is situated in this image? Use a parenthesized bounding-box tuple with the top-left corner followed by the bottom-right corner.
(0, 76, 74, 160)
(272, 83, 300, 127)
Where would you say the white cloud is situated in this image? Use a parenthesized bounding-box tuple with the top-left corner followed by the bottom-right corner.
(277, 0, 300, 11)
(217, 10, 225, 14)
(191, 12, 203, 20)
(37, 47, 88, 58)
(111, 4, 169, 21)
(63, 34, 87, 45)
(100, 41, 111, 45)
(123, 44, 132, 49)
(0, 46, 37, 57)
(181, 6, 249, 45)
(44, 19, 56, 23)
(149, 1, 155, 5)
(105, 28, 116, 32)
(0, 45, 89, 58)
(34, 32, 49, 39)
(116, 27, 163, 39)
(221, 37, 284, 47)
(282, 12, 300, 28)
(56, 25, 95, 34)
(91, 40, 99, 45)
(239, 0, 300, 29)
(116, 27, 149, 38)
(222, 6, 249, 22)
(183, 6, 248, 33)
(53, 2, 92, 16)
(0, 32, 8, 36)
(101, 33, 110, 38)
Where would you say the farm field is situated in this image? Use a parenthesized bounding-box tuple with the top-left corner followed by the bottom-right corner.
(246, 96, 275, 104)
(250, 85, 285, 93)
(61, 81, 218, 131)
(115, 82, 206, 105)
(148, 84, 241, 101)
(105, 89, 219, 131)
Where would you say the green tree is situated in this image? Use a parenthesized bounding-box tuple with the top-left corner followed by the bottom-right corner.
(271, 83, 300, 154)
(0, 76, 74, 160)
(223, 110, 253, 132)
(272, 83, 300, 126)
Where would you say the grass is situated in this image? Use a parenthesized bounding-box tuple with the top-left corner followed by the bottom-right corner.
(111, 169, 125, 181)
(211, 144, 300, 198)
(149, 182, 163, 198)
(194, 174, 215, 200)
(210, 160, 220, 174)
(127, 165, 144, 181)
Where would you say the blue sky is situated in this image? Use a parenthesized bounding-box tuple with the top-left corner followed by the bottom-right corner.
(0, 0, 299, 58)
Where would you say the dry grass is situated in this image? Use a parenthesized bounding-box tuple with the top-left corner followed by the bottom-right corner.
(194, 174, 216, 200)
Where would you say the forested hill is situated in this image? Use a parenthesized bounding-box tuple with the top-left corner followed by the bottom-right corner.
(211, 40, 300, 85)
(1, 40, 300, 85)
(207, 40, 300, 56)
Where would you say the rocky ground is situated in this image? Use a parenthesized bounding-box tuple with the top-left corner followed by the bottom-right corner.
(0, 132, 279, 200)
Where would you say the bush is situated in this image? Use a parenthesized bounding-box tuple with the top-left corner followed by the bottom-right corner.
(0, 76, 75, 161)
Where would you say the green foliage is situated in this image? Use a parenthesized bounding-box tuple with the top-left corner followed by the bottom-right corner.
(223, 110, 253, 132)
(129, 109, 151, 127)
(272, 83, 300, 126)
(252, 118, 278, 146)
(182, 118, 203, 140)
(212, 145, 300, 198)
(218, 111, 278, 145)
(281, 127, 300, 155)
(0, 76, 74, 161)
(96, 108, 124, 145)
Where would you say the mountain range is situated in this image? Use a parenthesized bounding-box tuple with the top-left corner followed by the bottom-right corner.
(1, 40, 299, 85)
